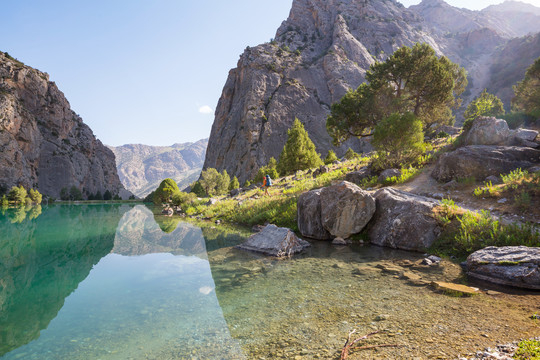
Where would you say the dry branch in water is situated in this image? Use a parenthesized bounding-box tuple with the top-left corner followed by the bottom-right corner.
(340, 330, 403, 359)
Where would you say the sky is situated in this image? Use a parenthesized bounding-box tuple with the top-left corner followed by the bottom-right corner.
(1, 0, 539, 146)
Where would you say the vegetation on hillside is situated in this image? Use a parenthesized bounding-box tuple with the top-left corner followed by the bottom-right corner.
(277, 118, 323, 175)
(2, 185, 42, 207)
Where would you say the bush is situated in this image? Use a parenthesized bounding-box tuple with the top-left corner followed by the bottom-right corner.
(513, 339, 540, 360)
(8, 185, 27, 205)
(229, 176, 240, 191)
(463, 89, 504, 125)
(343, 147, 360, 160)
(372, 112, 426, 169)
(324, 150, 338, 164)
(190, 181, 206, 197)
(171, 191, 196, 208)
(28, 188, 42, 204)
(254, 157, 279, 183)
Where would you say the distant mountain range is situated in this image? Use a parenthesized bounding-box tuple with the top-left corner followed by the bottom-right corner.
(108, 139, 208, 198)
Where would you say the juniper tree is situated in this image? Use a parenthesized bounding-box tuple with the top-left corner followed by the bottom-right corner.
(277, 118, 323, 175)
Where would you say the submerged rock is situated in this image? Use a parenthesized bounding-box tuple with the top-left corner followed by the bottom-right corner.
(235, 224, 310, 257)
(430, 281, 479, 296)
(368, 188, 441, 252)
(466, 246, 540, 290)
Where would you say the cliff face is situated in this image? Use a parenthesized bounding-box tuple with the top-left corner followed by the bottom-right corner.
(205, 0, 437, 183)
(0, 52, 128, 199)
(108, 139, 208, 197)
(203, 0, 540, 183)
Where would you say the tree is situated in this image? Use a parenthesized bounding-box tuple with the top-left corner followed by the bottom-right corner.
(229, 176, 240, 191)
(69, 186, 82, 201)
(153, 178, 180, 204)
(217, 170, 230, 195)
(1, 195, 9, 207)
(372, 112, 426, 168)
(512, 57, 540, 115)
(95, 191, 103, 200)
(324, 150, 338, 165)
(8, 186, 27, 205)
(327, 43, 467, 145)
(60, 187, 69, 201)
(343, 148, 360, 160)
(28, 188, 42, 204)
(277, 118, 323, 175)
(103, 190, 112, 200)
(463, 89, 505, 130)
(190, 181, 206, 197)
(143, 191, 155, 203)
(171, 190, 195, 207)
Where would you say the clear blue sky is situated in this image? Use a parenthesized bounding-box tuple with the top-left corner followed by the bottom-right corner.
(1, 0, 539, 146)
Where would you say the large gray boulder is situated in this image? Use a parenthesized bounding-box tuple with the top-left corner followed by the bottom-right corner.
(297, 181, 376, 240)
(466, 246, 540, 290)
(320, 181, 376, 239)
(431, 145, 540, 182)
(297, 189, 331, 240)
(235, 224, 310, 257)
(368, 188, 441, 252)
(462, 117, 511, 146)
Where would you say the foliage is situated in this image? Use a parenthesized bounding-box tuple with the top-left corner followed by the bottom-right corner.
(103, 190, 112, 200)
(327, 43, 467, 145)
(171, 191, 196, 208)
(512, 57, 540, 115)
(190, 181, 206, 197)
(69, 186, 83, 201)
(8, 185, 27, 205)
(153, 178, 180, 204)
(324, 150, 338, 164)
(502, 111, 536, 129)
(244, 180, 252, 187)
(513, 339, 540, 360)
(198, 168, 231, 197)
(229, 176, 240, 191)
(28, 188, 42, 204)
(463, 89, 505, 130)
(432, 207, 540, 259)
(1, 195, 8, 207)
(143, 191, 155, 203)
(254, 157, 279, 183)
(343, 147, 360, 160)
(372, 112, 426, 169)
(277, 118, 323, 175)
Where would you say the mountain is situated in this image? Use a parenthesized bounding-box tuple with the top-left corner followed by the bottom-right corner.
(203, 0, 540, 183)
(108, 139, 207, 197)
(0, 52, 128, 199)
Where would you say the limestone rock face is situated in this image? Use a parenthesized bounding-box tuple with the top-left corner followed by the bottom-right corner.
(431, 145, 540, 183)
(466, 246, 540, 290)
(235, 224, 310, 257)
(320, 181, 376, 239)
(108, 139, 208, 197)
(368, 188, 441, 252)
(297, 189, 330, 240)
(0, 52, 127, 199)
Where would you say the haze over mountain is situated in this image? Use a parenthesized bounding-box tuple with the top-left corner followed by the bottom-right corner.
(108, 139, 208, 198)
(203, 0, 540, 183)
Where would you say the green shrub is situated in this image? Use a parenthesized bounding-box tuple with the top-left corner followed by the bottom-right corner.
(343, 147, 360, 160)
(513, 339, 540, 360)
(229, 176, 240, 191)
(463, 89, 504, 125)
(324, 150, 338, 164)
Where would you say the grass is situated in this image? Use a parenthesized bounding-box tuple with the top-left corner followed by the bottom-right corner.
(430, 203, 540, 259)
(513, 339, 540, 360)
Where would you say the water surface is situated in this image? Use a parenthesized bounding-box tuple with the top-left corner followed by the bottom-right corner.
(0, 204, 538, 359)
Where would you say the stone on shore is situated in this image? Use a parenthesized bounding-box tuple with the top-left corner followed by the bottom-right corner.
(297, 189, 331, 240)
(368, 188, 441, 251)
(466, 246, 540, 290)
(235, 224, 310, 257)
(319, 181, 376, 239)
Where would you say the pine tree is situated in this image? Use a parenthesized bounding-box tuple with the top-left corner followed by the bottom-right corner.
(229, 176, 240, 191)
(324, 150, 338, 164)
(277, 118, 323, 175)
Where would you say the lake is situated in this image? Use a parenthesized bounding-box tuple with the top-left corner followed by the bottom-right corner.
(0, 204, 538, 359)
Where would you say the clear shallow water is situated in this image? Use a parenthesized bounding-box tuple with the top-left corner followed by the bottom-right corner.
(0, 204, 538, 359)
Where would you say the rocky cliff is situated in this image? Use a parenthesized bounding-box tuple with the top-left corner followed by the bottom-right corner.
(108, 139, 207, 197)
(0, 52, 128, 199)
(203, 0, 540, 183)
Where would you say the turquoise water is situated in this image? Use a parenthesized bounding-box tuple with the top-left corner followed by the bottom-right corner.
(0, 204, 538, 359)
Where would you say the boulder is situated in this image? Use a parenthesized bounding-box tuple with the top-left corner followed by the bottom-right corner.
(345, 167, 372, 185)
(332, 237, 347, 245)
(297, 189, 331, 240)
(312, 165, 330, 178)
(320, 181, 376, 239)
(431, 145, 540, 183)
(466, 246, 540, 290)
(235, 224, 310, 257)
(378, 169, 401, 183)
(368, 188, 441, 251)
(510, 128, 539, 148)
(462, 117, 510, 146)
